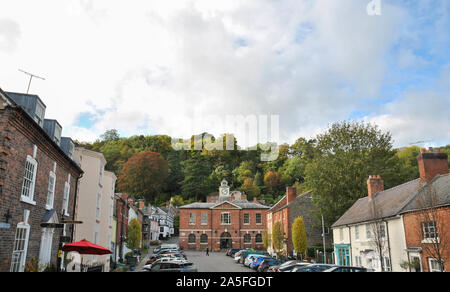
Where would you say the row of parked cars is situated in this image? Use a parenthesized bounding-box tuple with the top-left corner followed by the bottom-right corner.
(142, 244, 197, 272)
(226, 248, 368, 272)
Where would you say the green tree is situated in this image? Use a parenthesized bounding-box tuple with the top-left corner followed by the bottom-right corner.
(100, 129, 120, 141)
(126, 218, 142, 250)
(181, 153, 214, 201)
(292, 217, 307, 257)
(305, 121, 412, 226)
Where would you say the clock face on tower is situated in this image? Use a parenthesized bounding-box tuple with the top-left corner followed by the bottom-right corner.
(221, 189, 228, 195)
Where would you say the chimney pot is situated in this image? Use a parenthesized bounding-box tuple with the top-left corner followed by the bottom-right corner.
(286, 186, 297, 205)
(367, 175, 384, 200)
(417, 151, 449, 183)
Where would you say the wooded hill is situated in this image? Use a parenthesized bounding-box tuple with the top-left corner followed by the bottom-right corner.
(76, 121, 450, 226)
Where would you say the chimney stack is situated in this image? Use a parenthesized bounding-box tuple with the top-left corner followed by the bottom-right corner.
(286, 185, 297, 205)
(417, 148, 448, 183)
(367, 175, 384, 200)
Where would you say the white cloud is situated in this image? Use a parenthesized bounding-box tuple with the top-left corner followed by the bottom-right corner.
(0, 0, 448, 148)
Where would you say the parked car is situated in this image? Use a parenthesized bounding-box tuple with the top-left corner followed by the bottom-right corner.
(277, 261, 311, 272)
(151, 249, 182, 259)
(250, 256, 274, 270)
(146, 261, 197, 272)
(234, 251, 243, 263)
(257, 259, 282, 272)
(323, 266, 367, 272)
(143, 256, 187, 270)
(291, 264, 336, 272)
(244, 254, 266, 267)
(240, 250, 267, 264)
(226, 248, 241, 257)
(147, 252, 186, 264)
(153, 244, 179, 254)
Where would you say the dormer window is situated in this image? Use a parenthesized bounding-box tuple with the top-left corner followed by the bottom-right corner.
(34, 101, 45, 127)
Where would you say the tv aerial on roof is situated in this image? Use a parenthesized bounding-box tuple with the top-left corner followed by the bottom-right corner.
(18, 69, 46, 94)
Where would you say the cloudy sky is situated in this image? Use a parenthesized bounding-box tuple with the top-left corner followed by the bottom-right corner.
(0, 0, 449, 148)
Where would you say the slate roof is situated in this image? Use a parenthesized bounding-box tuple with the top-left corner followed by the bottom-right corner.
(332, 174, 450, 228)
(270, 191, 313, 213)
(332, 178, 421, 228)
(400, 173, 450, 214)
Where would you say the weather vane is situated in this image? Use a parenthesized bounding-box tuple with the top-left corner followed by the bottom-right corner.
(18, 69, 46, 94)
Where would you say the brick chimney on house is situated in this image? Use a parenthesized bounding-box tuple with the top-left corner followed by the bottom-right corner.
(286, 186, 297, 205)
(417, 148, 449, 183)
(367, 175, 384, 200)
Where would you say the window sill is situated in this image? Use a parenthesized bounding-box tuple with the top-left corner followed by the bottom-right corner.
(20, 197, 36, 206)
(422, 238, 440, 244)
(45, 205, 53, 211)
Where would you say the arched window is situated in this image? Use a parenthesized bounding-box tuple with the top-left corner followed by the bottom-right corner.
(200, 234, 208, 244)
(255, 234, 262, 243)
(188, 234, 196, 244)
(244, 234, 251, 243)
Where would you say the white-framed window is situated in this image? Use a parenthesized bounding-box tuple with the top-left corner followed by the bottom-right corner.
(256, 213, 262, 225)
(366, 224, 372, 240)
(221, 212, 231, 225)
(422, 222, 438, 240)
(20, 155, 38, 205)
(428, 258, 443, 272)
(243, 213, 250, 225)
(34, 101, 45, 127)
(62, 181, 70, 216)
(201, 213, 207, 225)
(46, 171, 56, 209)
(10, 211, 30, 272)
(189, 213, 196, 225)
(378, 222, 387, 240)
(355, 225, 360, 241)
(383, 256, 392, 271)
(96, 193, 101, 219)
(355, 256, 362, 267)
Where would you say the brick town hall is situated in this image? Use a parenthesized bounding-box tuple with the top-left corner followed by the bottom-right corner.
(179, 180, 270, 251)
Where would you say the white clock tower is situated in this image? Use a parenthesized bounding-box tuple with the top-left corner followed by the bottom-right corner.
(219, 179, 230, 197)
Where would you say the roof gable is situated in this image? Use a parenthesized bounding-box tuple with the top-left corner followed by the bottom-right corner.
(210, 201, 242, 210)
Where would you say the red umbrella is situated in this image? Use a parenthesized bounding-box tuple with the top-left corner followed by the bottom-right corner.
(62, 239, 112, 255)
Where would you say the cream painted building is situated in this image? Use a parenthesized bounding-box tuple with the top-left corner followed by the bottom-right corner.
(73, 147, 117, 272)
(332, 175, 420, 272)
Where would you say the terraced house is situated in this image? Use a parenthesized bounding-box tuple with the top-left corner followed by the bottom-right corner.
(332, 148, 449, 272)
(179, 179, 269, 251)
(0, 89, 83, 272)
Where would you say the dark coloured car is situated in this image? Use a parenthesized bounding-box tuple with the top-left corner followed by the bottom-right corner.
(257, 259, 282, 272)
(147, 261, 197, 272)
(292, 264, 335, 272)
(323, 266, 367, 272)
(226, 249, 241, 257)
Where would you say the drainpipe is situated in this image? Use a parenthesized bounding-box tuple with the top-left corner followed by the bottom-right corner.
(384, 219, 393, 271)
(71, 171, 83, 242)
(347, 225, 352, 266)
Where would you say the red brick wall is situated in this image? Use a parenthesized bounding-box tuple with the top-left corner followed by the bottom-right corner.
(417, 151, 449, 183)
(403, 207, 450, 272)
(0, 107, 82, 272)
(179, 207, 267, 251)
